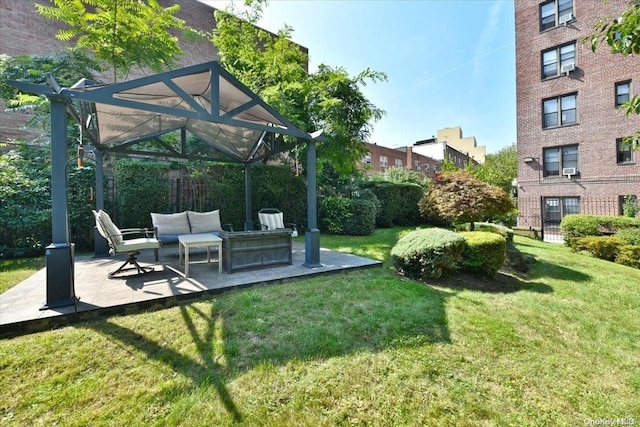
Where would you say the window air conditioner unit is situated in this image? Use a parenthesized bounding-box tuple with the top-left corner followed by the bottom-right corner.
(562, 167, 577, 177)
(559, 13, 573, 25)
(560, 63, 575, 74)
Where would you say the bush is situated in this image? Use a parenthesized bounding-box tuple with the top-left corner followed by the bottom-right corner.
(560, 214, 640, 246)
(457, 222, 513, 243)
(362, 181, 422, 227)
(572, 236, 626, 261)
(115, 160, 170, 228)
(391, 228, 465, 279)
(318, 191, 379, 236)
(0, 148, 51, 258)
(616, 245, 640, 269)
(614, 227, 640, 246)
(459, 231, 506, 277)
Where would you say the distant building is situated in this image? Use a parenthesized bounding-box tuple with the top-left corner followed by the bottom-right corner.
(515, 0, 640, 239)
(412, 127, 484, 167)
(361, 142, 441, 178)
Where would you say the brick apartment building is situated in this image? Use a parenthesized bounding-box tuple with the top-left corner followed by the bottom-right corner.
(361, 142, 441, 178)
(0, 1, 307, 144)
(515, 0, 640, 237)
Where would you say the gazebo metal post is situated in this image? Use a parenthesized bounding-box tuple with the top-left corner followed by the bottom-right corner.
(244, 164, 253, 231)
(93, 149, 109, 257)
(304, 138, 321, 267)
(43, 96, 76, 309)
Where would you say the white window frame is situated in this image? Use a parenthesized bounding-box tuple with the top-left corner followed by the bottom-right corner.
(540, 0, 574, 32)
(543, 93, 577, 128)
(542, 42, 575, 79)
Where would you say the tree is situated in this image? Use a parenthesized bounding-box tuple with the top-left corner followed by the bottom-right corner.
(0, 49, 101, 134)
(35, 0, 192, 82)
(587, 1, 640, 150)
(211, 3, 386, 174)
(468, 143, 517, 194)
(418, 170, 514, 230)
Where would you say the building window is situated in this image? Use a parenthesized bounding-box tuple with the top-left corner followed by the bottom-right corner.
(380, 155, 388, 167)
(617, 138, 633, 163)
(543, 145, 578, 176)
(425, 164, 430, 173)
(542, 42, 575, 79)
(395, 158, 403, 167)
(415, 160, 421, 171)
(543, 94, 576, 128)
(544, 197, 580, 224)
(362, 153, 371, 164)
(615, 81, 631, 107)
(540, 0, 574, 31)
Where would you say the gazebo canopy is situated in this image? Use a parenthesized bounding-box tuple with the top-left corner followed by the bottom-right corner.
(12, 61, 312, 163)
(8, 61, 322, 310)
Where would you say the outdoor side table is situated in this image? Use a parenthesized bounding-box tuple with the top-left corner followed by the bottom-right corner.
(178, 233, 223, 277)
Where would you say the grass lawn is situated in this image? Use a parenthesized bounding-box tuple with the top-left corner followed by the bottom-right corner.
(0, 256, 45, 294)
(1, 229, 639, 425)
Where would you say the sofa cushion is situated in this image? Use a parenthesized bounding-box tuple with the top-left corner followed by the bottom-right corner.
(187, 210, 222, 234)
(151, 212, 191, 236)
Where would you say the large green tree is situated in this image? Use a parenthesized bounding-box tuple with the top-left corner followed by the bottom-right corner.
(587, 1, 640, 150)
(35, 0, 192, 82)
(211, 3, 386, 174)
(468, 143, 517, 194)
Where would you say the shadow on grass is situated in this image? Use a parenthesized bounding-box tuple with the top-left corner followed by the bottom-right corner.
(87, 308, 243, 423)
(428, 267, 554, 294)
(84, 270, 452, 421)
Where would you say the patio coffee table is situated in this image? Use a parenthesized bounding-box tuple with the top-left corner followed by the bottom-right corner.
(178, 233, 222, 277)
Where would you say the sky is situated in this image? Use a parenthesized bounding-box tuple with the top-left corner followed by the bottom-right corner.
(199, 0, 516, 154)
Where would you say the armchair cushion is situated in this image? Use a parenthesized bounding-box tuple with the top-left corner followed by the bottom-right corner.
(97, 210, 123, 245)
(187, 210, 222, 234)
(151, 212, 191, 236)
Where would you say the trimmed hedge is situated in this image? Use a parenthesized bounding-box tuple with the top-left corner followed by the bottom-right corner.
(572, 236, 626, 261)
(457, 222, 513, 243)
(616, 245, 640, 269)
(560, 214, 640, 245)
(614, 227, 640, 246)
(318, 191, 379, 236)
(361, 181, 422, 227)
(459, 231, 506, 277)
(391, 228, 465, 279)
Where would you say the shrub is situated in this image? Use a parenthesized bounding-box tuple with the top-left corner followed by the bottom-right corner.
(572, 236, 626, 261)
(561, 214, 640, 246)
(319, 196, 353, 235)
(318, 192, 378, 236)
(0, 148, 51, 258)
(115, 160, 170, 228)
(391, 228, 465, 280)
(459, 231, 506, 277)
(457, 222, 513, 243)
(362, 181, 422, 227)
(614, 227, 640, 246)
(615, 245, 640, 269)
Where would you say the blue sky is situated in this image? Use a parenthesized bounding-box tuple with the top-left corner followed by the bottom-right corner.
(200, 0, 516, 154)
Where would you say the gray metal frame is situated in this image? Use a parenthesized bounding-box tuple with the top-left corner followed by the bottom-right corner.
(9, 61, 322, 309)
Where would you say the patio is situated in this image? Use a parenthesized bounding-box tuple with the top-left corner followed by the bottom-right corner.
(0, 242, 381, 337)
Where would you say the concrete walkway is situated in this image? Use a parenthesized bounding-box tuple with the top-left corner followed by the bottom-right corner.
(1, 243, 382, 336)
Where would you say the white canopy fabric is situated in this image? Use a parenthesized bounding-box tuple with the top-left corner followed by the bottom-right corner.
(65, 61, 310, 163)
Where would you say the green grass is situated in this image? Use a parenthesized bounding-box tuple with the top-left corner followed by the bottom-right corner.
(0, 256, 45, 293)
(1, 230, 639, 425)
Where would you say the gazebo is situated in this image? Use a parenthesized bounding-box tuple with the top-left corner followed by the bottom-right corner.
(10, 61, 323, 309)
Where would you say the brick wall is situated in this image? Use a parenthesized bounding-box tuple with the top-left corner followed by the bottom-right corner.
(362, 142, 440, 178)
(515, 0, 640, 227)
(0, 1, 231, 143)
